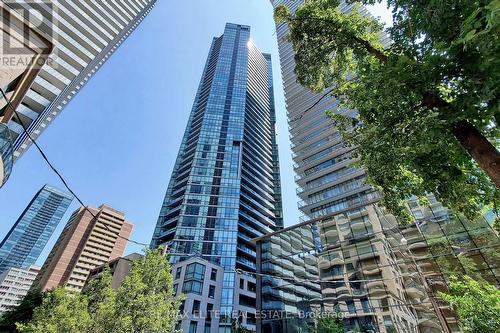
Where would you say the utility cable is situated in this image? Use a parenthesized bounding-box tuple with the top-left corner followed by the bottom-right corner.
(0, 88, 149, 247)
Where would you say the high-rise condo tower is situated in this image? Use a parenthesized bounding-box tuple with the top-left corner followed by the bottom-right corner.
(151, 23, 283, 332)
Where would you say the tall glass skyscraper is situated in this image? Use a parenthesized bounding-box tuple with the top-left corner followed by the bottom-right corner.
(0, 184, 73, 273)
(151, 23, 283, 332)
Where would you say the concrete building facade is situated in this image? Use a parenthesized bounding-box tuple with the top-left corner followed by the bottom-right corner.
(85, 252, 143, 290)
(269, 0, 387, 222)
(33, 204, 133, 292)
(171, 257, 226, 333)
(0, 184, 73, 273)
(0, 265, 39, 313)
(0, 2, 53, 187)
(2, 0, 156, 160)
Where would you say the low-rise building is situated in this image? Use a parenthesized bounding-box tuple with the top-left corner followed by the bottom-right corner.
(171, 257, 228, 333)
(85, 253, 143, 290)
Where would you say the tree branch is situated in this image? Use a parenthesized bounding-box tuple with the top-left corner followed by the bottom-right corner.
(286, 10, 500, 187)
(289, 15, 388, 62)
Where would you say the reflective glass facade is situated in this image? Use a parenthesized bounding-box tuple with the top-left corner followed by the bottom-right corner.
(151, 23, 283, 332)
(0, 185, 73, 273)
(256, 205, 500, 333)
(0, 123, 13, 188)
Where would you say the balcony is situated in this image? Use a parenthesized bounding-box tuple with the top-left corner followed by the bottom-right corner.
(237, 257, 256, 270)
(418, 315, 442, 329)
(318, 253, 344, 268)
(0, 123, 13, 188)
(237, 245, 256, 257)
(406, 286, 426, 298)
(362, 266, 381, 275)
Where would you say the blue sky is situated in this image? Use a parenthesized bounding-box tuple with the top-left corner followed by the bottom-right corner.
(0, 0, 391, 265)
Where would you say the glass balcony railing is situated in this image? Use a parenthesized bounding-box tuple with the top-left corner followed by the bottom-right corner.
(0, 123, 13, 188)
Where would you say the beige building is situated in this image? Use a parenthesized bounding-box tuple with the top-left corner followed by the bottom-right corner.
(85, 252, 143, 290)
(33, 205, 133, 292)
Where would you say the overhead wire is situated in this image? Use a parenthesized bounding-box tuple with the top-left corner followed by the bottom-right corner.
(0, 88, 149, 247)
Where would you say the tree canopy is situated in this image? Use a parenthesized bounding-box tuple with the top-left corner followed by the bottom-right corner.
(16, 248, 182, 333)
(309, 316, 344, 333)
(440, 275, 500, 333)
(0, 289, 43, 332)
(275, 0, 499, 223)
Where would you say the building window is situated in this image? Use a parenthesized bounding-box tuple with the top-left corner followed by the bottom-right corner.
(189, 321, 197, 333)
(206, 303, 213, 320)
(210, 268, 217, 281)
(408, 201, 419, 209)
(380, 298, 389, 312)
(204, 322, 211, 333)
(247, 313, 256, 325)
(173, 283, 178, 295)
(413, 210, 424, 218)
(175, 267, 182, 280)
(192, 300, 200, 315)
(239, 279, 244, 289)
(208, 285, 216, 298)
(361, 298, 371, 313)
(185, 206, 200, 216)
(218, 326, 231, 333)
(182, 280, 203, 295)
(331, 265, 343, 276)
(183, 263, 205, 295)
(185, 263, 206, 281)
(346, 300, 356, 314)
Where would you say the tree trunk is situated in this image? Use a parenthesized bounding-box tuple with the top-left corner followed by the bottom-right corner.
(453, 120, 500, 187)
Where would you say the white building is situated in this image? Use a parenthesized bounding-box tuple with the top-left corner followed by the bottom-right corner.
(0, 266, 40, 313)
(2, 0, 157, 160)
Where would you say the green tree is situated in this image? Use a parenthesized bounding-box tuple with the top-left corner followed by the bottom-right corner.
(310, 316, 344, 333)
(16, 287, 92, 333)
(16, 248, 182, 333)
(83, 265, 116, 333)
(0, 289, 43, 333)
(440, 275, 500, 333)
(231, 318, 254, 333)
(112, 248, 182, 333)
(493, 217, 500, 234)
(275, 0, 500, 223)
